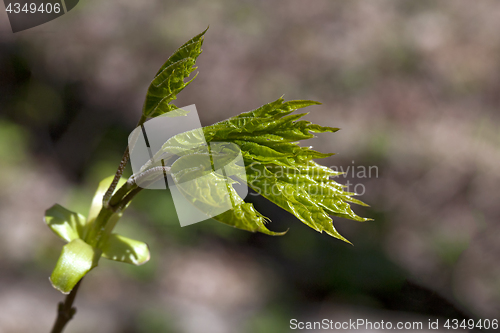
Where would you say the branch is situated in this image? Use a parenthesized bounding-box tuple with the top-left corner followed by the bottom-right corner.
(102, 147, 130, 206)
(102, 114, 148, 206)
(50, 280, 82, 333)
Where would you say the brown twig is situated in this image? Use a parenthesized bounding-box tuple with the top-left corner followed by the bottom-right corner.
(102, 114, 147, 206)
(102, 147, 130, 206)
(50, 280, 83, 333)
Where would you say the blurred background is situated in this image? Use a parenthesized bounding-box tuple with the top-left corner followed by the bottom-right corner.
(1, 0, 500, 332)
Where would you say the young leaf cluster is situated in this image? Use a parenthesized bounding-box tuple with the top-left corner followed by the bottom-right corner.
(45, 177, 150, 294)
(201, 98, 371, 242)
(45, 28, 370, 299)
(139, 28, 370, 242)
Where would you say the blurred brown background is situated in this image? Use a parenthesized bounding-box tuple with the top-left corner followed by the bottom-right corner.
(1, 0, 500, 332)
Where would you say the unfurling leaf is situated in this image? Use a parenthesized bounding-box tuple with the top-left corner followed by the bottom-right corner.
(101, 233, 150, 265)
(139, 29, 369, 241)
(50, 239, 100, 294)
(202, 98, 370, 242)
(157, 97, 370, 242)
(213, 202, 287, 236)
(45, 176, 151, 293)
(44, 204, 87, 242)
(143, 28, 207, 118)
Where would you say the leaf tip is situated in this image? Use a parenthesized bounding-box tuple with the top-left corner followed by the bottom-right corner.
(137, 244, 152, 266)
(267, 228, 289, 236)
(49, 277, 71, 295)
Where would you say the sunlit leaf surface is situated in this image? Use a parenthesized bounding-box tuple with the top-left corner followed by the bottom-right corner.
(44, 204, 87, 243)
(143, 28, 207, 118)
(158, 98, 370, 241)
(101, 233, 150, 266)
(50, 239, 100, 294)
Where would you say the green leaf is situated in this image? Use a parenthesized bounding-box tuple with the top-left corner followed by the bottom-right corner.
(138, 38, 369, 242)
(143, 28, 207, 118)
(44, 204, 87, 242)
(212, 202, 287, 236)
(149, 97, 369, 242)
(101, 233, 150, 266)
(168, 149, 285, 235)
(86, 175, 129, 247)
(201, 98, 369, 243)
(244, 164, 355, 243)
(50, 239, 100, 294)
(170, 154, 243, 216)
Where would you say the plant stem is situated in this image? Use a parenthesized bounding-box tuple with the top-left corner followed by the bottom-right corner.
(49, 173, 135, 332)
(85, 206, 115, 247)
(102, 147, 130, 206)
(117, 187, 144, 211)
(50, 280, 82, 333)
(51, 114, 149, 333)
(108, 180, 136, 209)
(102, 114, 148, 206)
